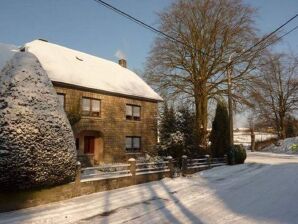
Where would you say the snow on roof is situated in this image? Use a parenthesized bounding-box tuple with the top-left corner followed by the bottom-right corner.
(24, 40, 162, 101)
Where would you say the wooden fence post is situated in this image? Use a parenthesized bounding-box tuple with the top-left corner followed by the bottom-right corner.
(251, 132, 255, 152)
(205, 154, 211, 168)
(166, 156, 174, 178)
(75, 161, 81, 184)
(75, 161, 81, 194)
(224, 154, 228, 164)
(181, 155, 188, 176)
(128, 158, 136, 185)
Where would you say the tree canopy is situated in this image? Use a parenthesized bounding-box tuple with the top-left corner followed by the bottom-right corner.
(146, 0, 273, 151)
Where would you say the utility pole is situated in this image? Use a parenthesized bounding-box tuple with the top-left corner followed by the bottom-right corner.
(227, 49, 245, 146)
(227, 55, 234, 146)
(227, 67, 234, 145)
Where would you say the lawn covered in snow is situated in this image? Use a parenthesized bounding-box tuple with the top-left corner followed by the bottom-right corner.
(1, 152, 298, 224)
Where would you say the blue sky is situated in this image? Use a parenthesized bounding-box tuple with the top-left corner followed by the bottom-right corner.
(0, 0, 298, 72)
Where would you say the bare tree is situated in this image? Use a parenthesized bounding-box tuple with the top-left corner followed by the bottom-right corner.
(251, 53, 298, 139)
(145, 0, 272, 151)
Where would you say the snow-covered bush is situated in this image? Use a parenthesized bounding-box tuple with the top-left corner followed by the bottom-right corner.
(262, 137, 298, 154)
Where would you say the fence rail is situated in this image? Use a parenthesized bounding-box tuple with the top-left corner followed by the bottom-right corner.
(76, 155, 227, 183)
(182, 155, 227, 175)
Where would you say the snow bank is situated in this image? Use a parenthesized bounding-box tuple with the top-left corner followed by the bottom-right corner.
(262, 136, 298, 154)
(25, 40, 162, 101)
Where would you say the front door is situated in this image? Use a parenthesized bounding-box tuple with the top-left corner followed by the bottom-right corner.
(84, 136, 95, 154)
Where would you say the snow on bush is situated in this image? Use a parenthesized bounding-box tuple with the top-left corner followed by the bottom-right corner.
(262, 136, 298, 154)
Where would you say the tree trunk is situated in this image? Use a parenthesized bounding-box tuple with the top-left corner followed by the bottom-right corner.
(280, 115, 286, 139)
(195, 88, 208, 154)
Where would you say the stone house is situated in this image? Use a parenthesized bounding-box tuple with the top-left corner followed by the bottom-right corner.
(24, 40, 162, 164)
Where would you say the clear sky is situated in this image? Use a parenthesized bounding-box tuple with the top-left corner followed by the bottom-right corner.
(0, 0, 297, 127)
(0, 0, 298, 71)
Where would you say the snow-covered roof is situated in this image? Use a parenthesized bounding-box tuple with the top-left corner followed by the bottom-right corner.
(24, 40, 162, 101)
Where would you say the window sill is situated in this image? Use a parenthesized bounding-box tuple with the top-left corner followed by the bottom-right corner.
(81, 115, 102, 119)
(126, 152, 142, 155)
(125, 119, 141, 122)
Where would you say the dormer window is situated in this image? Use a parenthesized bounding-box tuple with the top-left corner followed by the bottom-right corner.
(126, 104, 141, 121)
(82, 97, 101, 117)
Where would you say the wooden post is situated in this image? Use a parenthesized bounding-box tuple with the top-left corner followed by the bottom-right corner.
(251, 132, 255, 152)
(128, 158, 136, 185)
(224, 154, 228, 164)
(205, 154, 211, 168)
(75, 161, 81, 194)
(181, 155, 188, 176)
(166, 156, 174, 178)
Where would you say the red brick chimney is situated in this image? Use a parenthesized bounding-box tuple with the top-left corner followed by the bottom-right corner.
(118, 59, 127, 68)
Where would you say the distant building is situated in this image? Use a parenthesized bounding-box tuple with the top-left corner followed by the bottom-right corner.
(24, 40, 162, 164)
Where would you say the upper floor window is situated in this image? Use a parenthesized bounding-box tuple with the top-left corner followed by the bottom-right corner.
(126, 104, 141, 121)
(82, 97, 101, 117)
(125, 136, 141, 153)
(57, 93, 65, 108)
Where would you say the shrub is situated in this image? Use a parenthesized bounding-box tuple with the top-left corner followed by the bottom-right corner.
(227, 145, 247, 165)
(255, 137, 278, 151)
(66, 112, 81, 125)
(291, 144, 298, 153)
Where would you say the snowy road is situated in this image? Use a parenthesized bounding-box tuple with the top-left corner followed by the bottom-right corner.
(1, 152, 298, 224)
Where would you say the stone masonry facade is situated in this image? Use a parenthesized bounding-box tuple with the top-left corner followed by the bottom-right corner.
(54, 83, 158, 163)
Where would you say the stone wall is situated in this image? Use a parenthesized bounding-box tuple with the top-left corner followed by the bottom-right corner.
(54, 84, 159, 163)
(0, 171, 170, 212)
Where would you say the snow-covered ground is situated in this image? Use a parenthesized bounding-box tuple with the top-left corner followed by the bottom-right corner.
(234, 131, 277, 146)
(262, 136, 298, 154)
(1, 152, 298, 224)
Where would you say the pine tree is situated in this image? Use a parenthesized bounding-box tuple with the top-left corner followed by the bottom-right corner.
(286, 115, 297, 138)
(210, 102, 230, 157)
(176, 105, 198, 156)
(159, 102, 177, 144)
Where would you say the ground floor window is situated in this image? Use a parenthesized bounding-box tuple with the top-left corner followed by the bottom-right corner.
(126, 136, 141, 153)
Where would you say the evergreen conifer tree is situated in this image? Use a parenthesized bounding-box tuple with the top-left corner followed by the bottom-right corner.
(177, 105, 198, 156)
(286, 115, 297, 138)
(210, 102, 230, 157)
(159, 102, 177, 144)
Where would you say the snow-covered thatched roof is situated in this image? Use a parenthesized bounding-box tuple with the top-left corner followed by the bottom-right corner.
(24, 40, 162, 101)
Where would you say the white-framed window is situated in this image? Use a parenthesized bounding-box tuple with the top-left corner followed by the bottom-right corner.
(57, 93, 65, 108)
(125, 136, 141, 152)
(126, 104, 141, 120)
(82, 97, 101, 116)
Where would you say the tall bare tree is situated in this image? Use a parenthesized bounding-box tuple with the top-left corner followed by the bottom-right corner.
(251, 53, 298, 139)
(145, 0, 271, 151)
